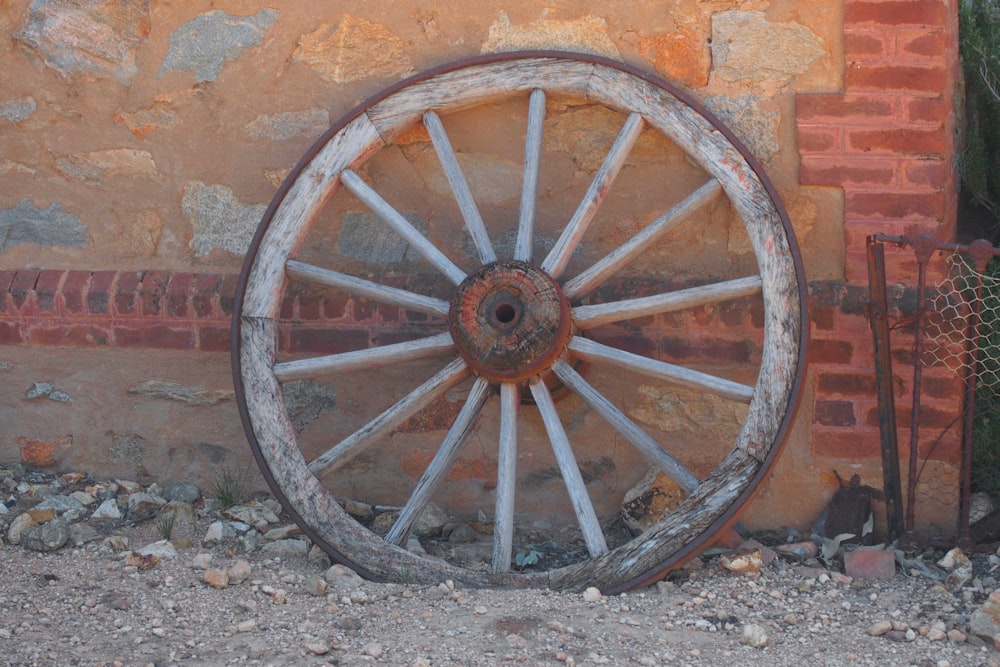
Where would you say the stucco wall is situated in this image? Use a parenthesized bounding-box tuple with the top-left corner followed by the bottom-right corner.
(0, 1, 959, 535)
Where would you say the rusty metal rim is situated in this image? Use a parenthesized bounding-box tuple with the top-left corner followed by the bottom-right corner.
(232, 50, 810, 591)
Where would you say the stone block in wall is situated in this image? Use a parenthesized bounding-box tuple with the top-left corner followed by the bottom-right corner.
(293, 16, 412, 84)
(159, 9, 278, 83)
(480, 12, 619, 58)
(15, 0, 149, 83)
(182, 183, 265, 257)
(711, 11, 826, 89)
(0, 199, 89, 254)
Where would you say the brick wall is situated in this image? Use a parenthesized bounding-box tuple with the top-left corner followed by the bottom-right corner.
(795, 0, 962, 518)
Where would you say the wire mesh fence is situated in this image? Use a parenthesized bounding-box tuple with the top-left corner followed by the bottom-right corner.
(868, 235, 1000, 540)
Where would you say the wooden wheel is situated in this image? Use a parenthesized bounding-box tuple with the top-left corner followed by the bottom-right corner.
(233, 52, 806, 592)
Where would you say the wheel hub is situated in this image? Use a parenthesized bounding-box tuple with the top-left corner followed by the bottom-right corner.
(449, 260, 571, 382)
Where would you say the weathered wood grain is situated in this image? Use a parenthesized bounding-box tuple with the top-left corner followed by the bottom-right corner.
(529, 379, 609, 558)
(541, 112, 644, 279)
(572, 275, 763, 329)
(552, 360, 701, 494)
(515, 88, 546, 263)
(307, 357, 470, 476)
(385, 377, 492, 546)
(568, 336, 754, 403)
(423, 110, 496, 263)
(492, 382, 520, 573)
(273, 332, 455, 382)
(563, 179, 723, 300)
(286, 259, 449, 317)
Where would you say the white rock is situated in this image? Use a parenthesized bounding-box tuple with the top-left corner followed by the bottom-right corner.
(228, 559, 252, 585)
(583, 587, 603, 602)
(191, 553, 213, 569)
(741, 623, 770, 648)
(138, 540, 178, 559)
(91, 499, 122, 519)
(324, 564, 365, 589)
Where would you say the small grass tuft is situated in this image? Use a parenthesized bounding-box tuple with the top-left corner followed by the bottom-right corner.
(156, 511, 176, 541)
(211, 465, 249, 510)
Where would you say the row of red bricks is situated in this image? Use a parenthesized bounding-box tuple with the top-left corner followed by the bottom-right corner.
(797, 0, 960, 460)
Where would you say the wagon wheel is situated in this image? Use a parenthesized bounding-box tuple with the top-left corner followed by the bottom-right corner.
(233, 52, 806, 593)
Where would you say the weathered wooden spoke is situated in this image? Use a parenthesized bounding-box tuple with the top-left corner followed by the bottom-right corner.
(286, 260, 449, 317)
(573, 276, 763, 329)
(563, 179, 723, 300)
(529, 379, 609, 558)
(424, 111, 497, 264)
(492, 382, 520, 574)
(340, 169, 466, 285)
(385, 378, 493, 546)
(568, 336, 754, 403)
(233, 53, 806, 592)
(273, 332, 455, 383)
(307, 358, 471, 476)
(515, 88, 546, 263)
(541, 112, 644, 279)
(551, 360, 701, 493)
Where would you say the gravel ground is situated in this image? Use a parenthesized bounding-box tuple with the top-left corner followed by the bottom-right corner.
(3, 470, 1000, 666)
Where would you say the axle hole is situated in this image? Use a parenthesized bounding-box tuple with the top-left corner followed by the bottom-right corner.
(494, 303, 517, 324)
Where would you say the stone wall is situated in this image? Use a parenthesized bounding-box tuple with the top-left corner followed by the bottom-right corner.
(0, 1, 960, 534)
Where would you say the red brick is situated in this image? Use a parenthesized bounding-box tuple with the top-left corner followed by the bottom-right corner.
(810, 304, 835, 331)
(796, 128, 840, 153)
(845, 250, 871, 283)
(352, 297, 374, 322)
(847, 191, 945, 221)
(10, 270, 39, 309)
(901, 31, 947, 58)
(279, 292, 296, 320)
(811, 426, 881, 459)
(847, 128, 947, 155)
(61, 270, 91, 314)
(906, 96, 948, 123)
(818, 371, 876, 396)
(903, 159, 947, 187)
(28, 324, 110, 347)
(800, 157, 896, 188)
(920, 373, 963, 399)
(34, 270, 64, 313)
(324, 292, 349, 320)
(796, 94, 894, 122)
(198, 325, 231, 352)
(166, 273, 193, 318)
(297, 284, 324, 321)
(139, 271, 171, 317)
(87, 271, 116, 314)
(844, 1, 947, 27)
(809, 338, 854, 364)
(192, 274, 221, 318)
(846, 65, 948, 93)
(0, 321, 24, 344)
(114, 271, 143, 315)
(0, 270, 15, 313)
(843, 548, 896, 581)
(113, 324, 196, 349)
(844, 31, 888, 59)
(865, 403, 956, 429)
(815, 400, 857, 427)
